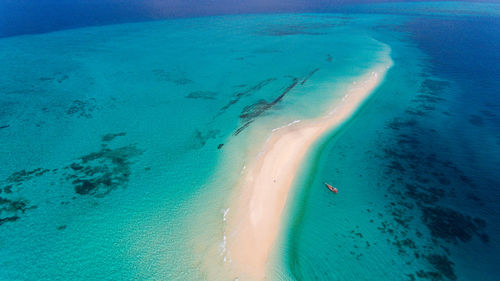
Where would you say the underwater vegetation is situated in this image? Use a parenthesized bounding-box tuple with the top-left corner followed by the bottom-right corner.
(0, 196, 33, 225)
(232, 68, 320, 136)
(218, 78, 277, 114)
(190, 129, 220, 149)
(0, 168, 50, 225)
(0, 132, 143, 228)
(370, 75, 490, 280)
(185, 91, 218, 100)
(64, 133, 142, 197)
(152, 69, 194, 85)
(66, 99, 97, 118)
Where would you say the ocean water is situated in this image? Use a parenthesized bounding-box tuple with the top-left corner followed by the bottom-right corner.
(0, 4, 499, 281)
(284, 10, 500, 281)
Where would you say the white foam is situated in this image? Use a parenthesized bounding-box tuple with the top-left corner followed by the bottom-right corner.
(272, 120, 301, 132)
(287, 119, 301, 126)
(223, 208, 230, 221)
(220, 208, 232, 263)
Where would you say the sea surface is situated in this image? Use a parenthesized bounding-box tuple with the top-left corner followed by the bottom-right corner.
(0, 3, 499, 281)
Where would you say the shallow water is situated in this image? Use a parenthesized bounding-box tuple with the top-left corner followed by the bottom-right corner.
(0, 5, 498, 281)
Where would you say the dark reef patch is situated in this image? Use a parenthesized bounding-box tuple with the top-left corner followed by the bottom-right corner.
(219, 78, 276, 114)
(185, 91, 217, 100)
(38, 73, 68, 84)
(0, 167, 50, 225)
(257, 22, 338, 36)
(468, 115, 484, 127)
(6, 168, 50, 185)
(426, 254, 457, 281)
(415, 270, 444, 281)
(233, 120, 254, 136)
(233, 78, 299, 135)
(232, 68, 322, 135)
(102, 132, 126, 142)
(362, 73, 492, 280)
(301, 68, 320, 85)
(239, 100, 273, 120)
(191, 129, 220, 149)
(0, 125, 9, 130)
(421, 206, 487, 244)
(66, 99, 97, 118)
(0, 197, 35, 226)
(65, 144, 143, 197)
(152, 69, 193, 85)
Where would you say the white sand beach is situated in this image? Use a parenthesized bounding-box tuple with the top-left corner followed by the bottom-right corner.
(225, 61, 392, 280)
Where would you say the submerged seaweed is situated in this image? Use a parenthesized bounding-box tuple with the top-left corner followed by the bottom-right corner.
(66, 99, 97, 118)
(102, 132, 126, 142)
(152, 69, 193, 85)
(421, 206, 487, 244)
(363, 73, 492, 280)
(6, 168, 50, 184)
(0, 197, 35, 226)
(191, 129, 220, 149)
(219, 78, 276, 114)
(185, 91, 217, 100)
(65, 144, 142, 197)
(233, 78, 299, 135)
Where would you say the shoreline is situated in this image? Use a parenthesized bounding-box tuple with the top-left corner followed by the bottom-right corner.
(224, 61, 393, 280)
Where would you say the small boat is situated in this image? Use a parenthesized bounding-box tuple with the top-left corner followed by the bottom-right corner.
(324, 182, 338, 194)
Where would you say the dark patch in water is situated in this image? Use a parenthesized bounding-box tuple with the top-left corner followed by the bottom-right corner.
(326, 54, 333, 62)
(468, 114, 483, 127)
(191, 129, 220, 149)
(426, 254, 457, 280)
(38, 73, 68, 83)
(219, 78, 276, 114)
(404, 79, 450, 116)
(233, 120, 254, 136)
(185, 91, 217, 100)
(239, 100, 273, 121)
(217, 143, 224, 150)
(0, 197, 35, 226)
(257, 22, 338, 36)
(361, 73, 492, 280)
(66, 99, 97, 118)
(102, 132, 126, 142)
(0, 125, 9, 129)
(152, 69, 193, 85)
(415, 270, 445, 281)
(6, 168, 50, 185)
(421, 206, 487, 244)
(301, 68, 320, 85)
(173, 78, 193, 85)
(65, 144, 142, 197)
(233, 78, 299, 135)
(0, 167, 51, 225)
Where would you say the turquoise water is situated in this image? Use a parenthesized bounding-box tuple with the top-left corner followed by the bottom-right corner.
(1, 5, 499, 281)
(283, 10, 500, 281)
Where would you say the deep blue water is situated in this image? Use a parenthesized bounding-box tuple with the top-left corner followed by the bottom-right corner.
(1, 0, 496, 38)
(404, 15, 500, 196)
